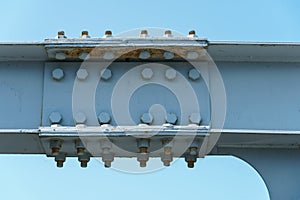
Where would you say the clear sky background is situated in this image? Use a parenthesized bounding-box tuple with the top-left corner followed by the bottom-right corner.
(1, 0, 300, 200)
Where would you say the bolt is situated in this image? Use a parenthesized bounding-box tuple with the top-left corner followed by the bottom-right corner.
(186, 51, 199, 60)
(74, 112, 87, 124)
(185, 140, 200, 168)
(140, 112, 153, 124)
(140, 30, 148, 37)
(137, 139, 150, 167)
(52, 68, 64, 81)
(76, 69, 89, 80)
(103, 30, 112, 38)
(50, 140, 63, 156)
(100, 68, 112, 80)
(165, 69, 177, 80)
(80, 30, 90, 39)
(141, 68, 153, 80)
(55, 52, 67, 60)
(190, 147, 198, 156)
(185, 146, 198, 168)
(163, 51, 174, 60)
(161, 140, 173, 167)
(189, 113, 202, 125)
(101, 141, 114, 168)
(78, 153, 90, 168)
(139, 50, 151, 59)
(102, 151, 114, 168)
(188, 30, 197, 38)
(98, 112, 111, 124)
(56, 31, 67, 39)
(49, 112, 62, 124)
(78, 52, 90, 60)
(75, 140, 85, 156)
(185, 152, 197, 168)
(164, 30, 172, 37)
(187, 161, 195, 168)
(55, 153, 66, 168)
(103, 51, 115, 60)
(165, 112, 177, 124)
(188, 68, 201, 81)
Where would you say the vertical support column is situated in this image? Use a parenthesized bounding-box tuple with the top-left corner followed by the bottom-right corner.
(219, 148, 300, 200)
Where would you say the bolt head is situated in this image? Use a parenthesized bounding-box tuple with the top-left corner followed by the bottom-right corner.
(100, 68, 112, 80)
(186, 51, 199, 60)
(165, 69, 177, 80)
(74, 112, 87, 124)
(140, 30, 148, 38)
(189, 30, 196, 35)
(98, 112, 111, 124)
(139, 50, 151, 59)
(141, 68, 153, 80)
(52, 68, 64, 81)
(141, 113, 153, 124)
(188, 68, 200, 81)
(165, 113, 177, 124)
(163, 51, 174, 60)
(80, 30, 90, 39)
(76, 69, 89, 80)
(164, 30, 172, 37)
(189, 113, 202, 125)
(103, 51, 115, 60)
(55, 52, 67, 60)
(56, 31, 67, 39)
(105, 30, 112, 36)
(49, 112, 62, 124)
(78, 52, 90, 60)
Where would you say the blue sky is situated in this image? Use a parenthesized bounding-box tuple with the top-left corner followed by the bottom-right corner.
(1, 0, 300, 199)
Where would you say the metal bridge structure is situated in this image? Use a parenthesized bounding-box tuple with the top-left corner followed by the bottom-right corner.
(1, 29, 300, 200)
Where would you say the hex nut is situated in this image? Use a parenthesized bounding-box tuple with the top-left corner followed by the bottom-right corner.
(141, 68, 153, 80)
(49, 112, 62, 124)
(165, 113, 177, 124)
(163, 51, 174, 59)
(103, 51, 115, 60)
(139, 50, 151, 59)
(55, 52, 67, 60)
(140, 113, 153, 124)
(74, 112, 87, 124)
(98, 112, 111, 124)
(100, 68, 112, 80)
(186, 51, 199, 60)
(188, 68, 200, 81)
(189, 113, 202, 124)
(165, 69, 177, 80)
(76, 69, 89, 80)
(78, 52, 90, 60)
(52, 68, 64, 81)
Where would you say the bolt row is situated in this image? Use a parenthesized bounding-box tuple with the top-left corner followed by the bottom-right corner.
(55, 30, 198, 39)
(51, 67, 201, 82)
(54, 49, 202, 61)
(49, 111, 201, 125)
(49, 138, 200, 168)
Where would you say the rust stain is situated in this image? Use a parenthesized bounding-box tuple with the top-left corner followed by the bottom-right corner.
(47, 46, 207, 61)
